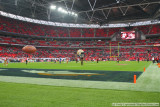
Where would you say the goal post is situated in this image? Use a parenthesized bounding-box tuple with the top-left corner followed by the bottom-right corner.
(110, 42, 120, 58)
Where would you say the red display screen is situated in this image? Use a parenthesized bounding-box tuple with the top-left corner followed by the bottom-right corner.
(121, 31, 135, 40)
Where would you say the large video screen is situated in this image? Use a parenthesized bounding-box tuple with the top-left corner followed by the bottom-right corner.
(121, 31, 135, 40)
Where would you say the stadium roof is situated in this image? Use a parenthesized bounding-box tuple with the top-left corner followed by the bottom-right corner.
(0, 0, 160, 25)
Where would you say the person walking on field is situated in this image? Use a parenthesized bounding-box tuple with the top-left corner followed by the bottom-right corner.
(138, 57, 140, 63)
(4, 57, 8, 66)
(97, 57, 99, 63)
(152, 57, 154, 64)
(25, 58, 28, 65)
(59, 57, 62, 64)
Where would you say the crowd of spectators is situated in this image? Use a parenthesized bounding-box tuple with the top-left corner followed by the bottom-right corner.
(1, 16, 160, 38)
(0, 44, 159, 61)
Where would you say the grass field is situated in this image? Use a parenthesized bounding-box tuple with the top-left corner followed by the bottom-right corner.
(0, 81, 159, 107)
(0, 61, 159, 107)
(0, 61, 151, 71)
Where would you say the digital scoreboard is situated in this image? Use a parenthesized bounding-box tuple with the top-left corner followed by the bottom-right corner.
(121, 31, 135, 40)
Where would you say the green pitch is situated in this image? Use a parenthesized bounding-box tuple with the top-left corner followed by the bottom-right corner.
(0, 61, 159, 107)
(1, 61, 151, 71)
(0, 81, 159, 107)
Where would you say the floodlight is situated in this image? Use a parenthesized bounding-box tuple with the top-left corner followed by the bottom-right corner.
(58, 7, 63, 11)
(75, 14, 78, 17)
(71, 12, 75, 15)
(58, 7, 68, 14)
(62, 10, 68, 14)
(50, 5, 56, 10)
(58, 7, 77, 16)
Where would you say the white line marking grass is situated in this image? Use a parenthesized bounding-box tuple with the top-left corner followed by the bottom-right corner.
(0, 64, 159, 92)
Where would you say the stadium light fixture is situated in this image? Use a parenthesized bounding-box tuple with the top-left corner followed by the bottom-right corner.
(63, 10, 66, 12)
(75, 14, 78, 17)
(58, 7, 77, 16)
(70, 12, 78, 17)
(116, 0, 120, 3)
(58, 7, 68, 14)
(58, 7, 62, 11)
(50, 5, 56, 10)
(71, 12, 75, 15)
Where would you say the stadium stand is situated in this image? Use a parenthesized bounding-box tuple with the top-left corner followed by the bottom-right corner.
(1, 15, 160, 38)
(0, 35, 160, 61)
(0, 15, 160, 61)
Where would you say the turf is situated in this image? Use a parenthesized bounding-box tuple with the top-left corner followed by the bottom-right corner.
(0, 61, 159, 107)
(0, 61, 151, 71)
(0, 82, 159, 107)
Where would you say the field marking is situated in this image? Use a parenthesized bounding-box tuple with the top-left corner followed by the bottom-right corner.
(38, 73, 104, 77)
(22, 70, 46, 73)
(21, 70, 100, 75)
(47, 71, 98, 74)
(65, 66, 83, 67)
(0, 69, 7, 71)
(116, 64, 128, 65)
(21, 69, 104, 77)
(0, 63, 159, 92)
(0, 72, 159, 92)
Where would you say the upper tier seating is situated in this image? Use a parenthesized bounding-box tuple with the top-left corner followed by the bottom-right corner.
(1, 36, 160, 47)
(0, 16, 160, 38)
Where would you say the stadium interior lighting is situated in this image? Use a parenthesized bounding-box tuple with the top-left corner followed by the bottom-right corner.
(58, 7, 62, 11)
(50, 5, 56, 10)
(62, 10, 68, 14)
(71, 12, 74, 15)
(58, 7, 78, 17)
(75, 14, 78, 17)
(58, 7, 67, 14)
(68, 11, 77, 16)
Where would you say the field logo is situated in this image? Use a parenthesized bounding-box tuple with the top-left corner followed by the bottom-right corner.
(21, 70, 104, 77)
